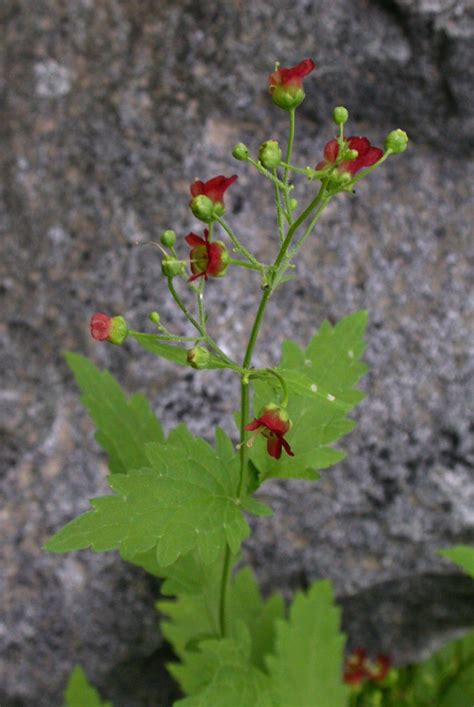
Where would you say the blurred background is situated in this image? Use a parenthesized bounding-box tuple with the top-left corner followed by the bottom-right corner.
(1, 0, 473, 705)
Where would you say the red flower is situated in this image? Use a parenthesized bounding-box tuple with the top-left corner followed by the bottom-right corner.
(245, 404, 294, 460)
(90, 313, 128, 345)
(268, 59, 316, 110)
(343, 649, 392, 686)
(190, 175, 238, 207)
(317, 136, 383, 176)
(185, 228, 229, 283)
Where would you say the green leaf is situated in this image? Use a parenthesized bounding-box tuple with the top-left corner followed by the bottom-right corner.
(131, 333, 230, 369)
(65, 353, 164, 474)
(249, 311, 368, 482)
(171, 625, 273, 706)
(64, 666, 112, 707)
(45, 428, 251, 567)
(266, 580, 349, 707)
(439, 546, 474, 579)
(398, 630, 474, 706)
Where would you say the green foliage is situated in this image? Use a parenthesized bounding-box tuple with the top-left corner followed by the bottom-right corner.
(439, 545, 474, 579)
(64, 667, 111, 707)
(65, 352, 164, 474)
(169, 578, 349, 707)
(352, 631, 474, 707)
(267, 580, 349, 707)
(249, 311, 368, 483)
(45, 425, 262, 565)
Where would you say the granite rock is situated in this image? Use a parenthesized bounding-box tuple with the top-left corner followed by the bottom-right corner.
(1, 0, 473, 705)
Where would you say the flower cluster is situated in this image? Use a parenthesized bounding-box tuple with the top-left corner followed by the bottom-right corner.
(343, 648, 392, 686)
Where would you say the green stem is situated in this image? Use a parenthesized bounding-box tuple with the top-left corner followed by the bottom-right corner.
(349, 149, 392, 188)
(273, 168, 286, 240)
(129, 329, 202, 344)
(216, 217, 263, 269)
(246, 157, 287, 189)
(218, 544, 233, 637)
(228, 258, 263, 272)
(288, 193, 330, 260)
(247, 368, 288, 407)
(283, 109, 296, 218)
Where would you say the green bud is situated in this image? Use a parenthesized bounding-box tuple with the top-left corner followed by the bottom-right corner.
(346, 149, 359, 160)
(289, 198, 298, 210)
(190, 194, 215, 223)
(333, 106, 349, 125)
(160, 229, 176, 247)
(384, 129, 409, 154)
(232, 143, 249, 161)
(187, 346, 210, 370)
(149, 311, 160, 324)
(162, 256, 185, 278)
(108, 315, 128, 346)
(258, 140, 282, 169)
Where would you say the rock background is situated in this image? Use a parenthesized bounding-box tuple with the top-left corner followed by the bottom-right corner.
(1, 0, 473, 705)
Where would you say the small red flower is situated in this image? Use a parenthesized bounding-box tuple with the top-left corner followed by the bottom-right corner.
(343, 649, 392, 686)
(245, 404, 294, 460)
(90, 313, 128, 345)
(185, 229, 229, 283)
(268, 59, 316, 110)
(190, 175, 238, 207)
(317, 136, 383, 176)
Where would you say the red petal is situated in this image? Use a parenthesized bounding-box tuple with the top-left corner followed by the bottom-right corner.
(90, 312, 112, 341)
(190, 180, 204, 198)
(361, 146, 383, 167)
(185, 232, 205, 247)
(347, 136, 371, 157)
(275, 58, 316, 87)
(259, 409, 290, 436)
(245, 418, 263, 432)
(204, 174, 238, 204)
(323, 139, 339, 164)
(289, 58, 316, 79)
(281, 437, 294, 457)
(267, 435, 283, 459)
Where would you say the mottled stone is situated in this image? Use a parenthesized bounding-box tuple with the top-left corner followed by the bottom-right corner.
(1, 0, 473, 705)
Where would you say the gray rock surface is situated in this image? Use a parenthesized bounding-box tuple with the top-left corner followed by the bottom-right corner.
(1, 0, 473, 704)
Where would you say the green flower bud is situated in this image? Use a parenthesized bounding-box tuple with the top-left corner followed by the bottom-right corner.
(149, 311, 160, 324)
(290, 198, 298, 210)
(190, 194, 215, 223)
(162, 256, 185, 278)
(333, 106, 349, 125)
(160, 229, 176, 247)
(346, 149, 359, 160)
(187, 346, 210, 369)
(384, 129, 409, 154)
(258, 140, 282, 169)
(232, 143, 249, 161)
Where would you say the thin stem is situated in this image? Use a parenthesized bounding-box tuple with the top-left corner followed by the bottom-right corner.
(288, 193, 330, 260)
(216, 217, 263, 268)
(273, 168, 286, 241)
(227, 258, 263, 272)
(129, 330, 202, 344)
(246, 157, 287, 189)
(197, 280, 206, 333)
(283, 108, 296, 218)
(349, 150, 392, 188)
(218, 545, 233, 637)
(248, 368, 288, 407)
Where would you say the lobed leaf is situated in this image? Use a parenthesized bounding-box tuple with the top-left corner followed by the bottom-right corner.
(64, 666, 111, 707)
(248, 311, 368, 483)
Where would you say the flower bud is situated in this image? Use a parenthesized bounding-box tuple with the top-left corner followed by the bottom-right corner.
(346, 149, 359, 161)
(190, 194, 215, 223)
(162, 256, 185, 278)
(232, 143, 249, 161)
(333, 106, 349, 125)
(290, 198, 298, 210)
(90, 313, 128, 345)
(149, 311, 160, 325)
(187, 346, 210, 369)
(160, 229, 176, 248)
(258, 140, 282, 169)
(384, 129, 408, 154)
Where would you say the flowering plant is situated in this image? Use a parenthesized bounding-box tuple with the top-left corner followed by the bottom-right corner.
(46, 59, 413, 705)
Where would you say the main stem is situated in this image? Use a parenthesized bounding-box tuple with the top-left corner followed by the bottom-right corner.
(218, 183, 329, 637)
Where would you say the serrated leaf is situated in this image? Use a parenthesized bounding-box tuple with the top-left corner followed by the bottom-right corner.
(439, 546, 474, 579)
(266, 580, 349, 707)
(171, 625, 273, 706)
(64, 666, 111, 707)
(248, 311, 368, 482)
(131, 333, 229, 369)
(45, 428, 250, 567)
(66, 353, 164, 474)
(159, 559, 284, 675)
